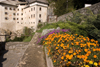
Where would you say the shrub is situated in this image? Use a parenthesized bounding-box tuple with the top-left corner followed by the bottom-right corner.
(37, 23, 43, 28)
(36, 29, 70, 45)
(6, 34, 25, 42)
(43, 33, 100, 67)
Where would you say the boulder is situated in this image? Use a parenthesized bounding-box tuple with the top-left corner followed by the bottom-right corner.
(41, 27, 61, 36)
(41, 28, 55, 36)
(56, 27, 60, 30)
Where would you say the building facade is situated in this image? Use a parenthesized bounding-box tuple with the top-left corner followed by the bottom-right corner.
(0, 0, 48, 32)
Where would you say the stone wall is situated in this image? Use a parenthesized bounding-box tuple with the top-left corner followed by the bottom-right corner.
(56, 2, 100, 22)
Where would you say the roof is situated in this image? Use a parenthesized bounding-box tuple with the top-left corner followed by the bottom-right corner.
(0, 1, 18, 6)
(26, 0, 48, 5)
(0, 0, 49, 6)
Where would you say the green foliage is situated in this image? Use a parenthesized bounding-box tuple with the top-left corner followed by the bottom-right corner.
(69, 11, 83, 24)
(37, 23, 43, 28)
(6, 34, 25, 42)
(6, 27, 34, 42)
(23, 32, 35, 42)
(47, 0, 74, 16)
(92, 14, 100, 30)
(24, 27, 32, 36)
(65, 9, 100, 44)
(23, 36, 32, 42)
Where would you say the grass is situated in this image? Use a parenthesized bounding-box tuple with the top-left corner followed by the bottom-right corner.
(23, 36, 32, 42)
(23, 32, 35, 42)
(36, 23, 57, 33)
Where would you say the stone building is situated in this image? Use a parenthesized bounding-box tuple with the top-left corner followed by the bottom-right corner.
(0, 0, 48, 32)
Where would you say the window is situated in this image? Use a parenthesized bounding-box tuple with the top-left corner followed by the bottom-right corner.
(17, 13, 19, 15)
(13, 18, 15, 20)
(5, 17, 8, 20)
(13, 8, 16, 11)
(22, 9, 23, 11)
(29, 17, 30, 19)
(31, 8, 33, 11)
(18, 9, 19, 11)
(21, 18, 23, 20)
(10, 8, 12, 10)
(33, 14, 35, 18)
(39, 20, 41, 23)
(34, 7, 35, 10)
(21, 13, 23, 15)
(13, 13, 16, 15)
(17, 22, 19, 23)
(33, 22, 35, 24)
(5, 12, 8, 15)
(17, 18, 19, 20)
(39, 7, 41, 11)
(29, 10, 30, 12)
(31, 15, 32, 18)
(5, 7, 7, 10)
(39, 14, 41, 18)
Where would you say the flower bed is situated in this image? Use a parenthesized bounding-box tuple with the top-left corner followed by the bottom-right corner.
(37, 29, 100, 67)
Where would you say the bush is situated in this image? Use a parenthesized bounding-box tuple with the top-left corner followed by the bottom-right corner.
(6, 34, 25, 42)
(65, 9, 100, 44)
(37, 23, 43, 28)
(43, 33, 100, 67)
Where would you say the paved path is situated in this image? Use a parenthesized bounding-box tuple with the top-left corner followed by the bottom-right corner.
(17, 32, 46, 67)
(0, 42, 29, 67)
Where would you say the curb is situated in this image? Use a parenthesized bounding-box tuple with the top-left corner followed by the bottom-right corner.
(45, 47, 54, 67)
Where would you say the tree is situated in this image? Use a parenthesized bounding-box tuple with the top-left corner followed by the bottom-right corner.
(47, 0, 74, 16)
(47, 0, 100, 16)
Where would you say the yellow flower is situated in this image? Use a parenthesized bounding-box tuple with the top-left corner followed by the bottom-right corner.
(94, 62, 98, 66)
(85, 65, 89, 67)
(89, 61, 93, 64)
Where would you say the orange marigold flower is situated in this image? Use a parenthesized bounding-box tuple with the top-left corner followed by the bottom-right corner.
(93, 49, 96, 51)
(68, 50, 73, 53)
(73, 52, 76, 55)
(84, 49, 88, 52)
(61, 56, 64, 60)
(54, 60, 56, 63)
(56, 47, 58, 49)
(75, 42, 79, 45)
(94, 55, 97, 58)
(98, 62, 100, 66)
(91, 39, 94, 42)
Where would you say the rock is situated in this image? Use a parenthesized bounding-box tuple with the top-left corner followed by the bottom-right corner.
(10, 32, 17, 40)
(41, 28, 55, 36)
(41, 27, 61, 36)
(0, 28, 6, 42)
(56, 27, 60, 30)
(15, 29, 23, 37)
